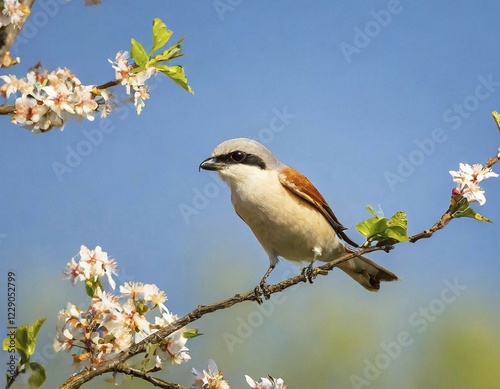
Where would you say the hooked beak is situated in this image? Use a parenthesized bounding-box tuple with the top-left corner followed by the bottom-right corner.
(199, 156, 224, 172)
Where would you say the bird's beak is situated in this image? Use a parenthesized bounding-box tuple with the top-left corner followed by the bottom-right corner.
(199, 156, 224, 172)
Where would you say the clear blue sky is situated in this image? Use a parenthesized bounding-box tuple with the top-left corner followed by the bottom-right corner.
(1, 1, 500, 387)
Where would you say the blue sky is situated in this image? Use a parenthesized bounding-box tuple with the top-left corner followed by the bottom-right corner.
(1, 1, 500, 387)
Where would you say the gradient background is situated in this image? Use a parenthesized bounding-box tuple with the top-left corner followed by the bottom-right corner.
(1, 1, 500, 388)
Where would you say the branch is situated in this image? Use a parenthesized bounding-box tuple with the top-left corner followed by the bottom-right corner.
(95, 79, 121, 90)
(56, 146, 500, 389)
(0, 0, 35, 67)
(0, 104, 15, 115)
(55, 244, 401, 389)
(114, 364, 187, 389)
(6, 367, 22, 389)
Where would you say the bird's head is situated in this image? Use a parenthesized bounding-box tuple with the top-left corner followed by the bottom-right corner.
(199, 138, 283, 186)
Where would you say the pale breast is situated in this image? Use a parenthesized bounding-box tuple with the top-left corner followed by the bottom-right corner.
(230, 169, 342, 262)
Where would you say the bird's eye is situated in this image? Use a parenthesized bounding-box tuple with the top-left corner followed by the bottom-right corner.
(231, 151, 246, 162)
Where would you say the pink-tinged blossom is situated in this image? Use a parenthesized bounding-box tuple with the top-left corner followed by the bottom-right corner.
(63, 245, 117, 289)
(0, 74, 33, 98)
(108, 51, 157, 114)
(154, 311, 191, 366)
(449, 163, 498, 205)
(0, 0, 29, 28)
(191, 360, 230, 389)
(0, 65, 108, 133)
(245, 375, 286, 389)
(109, 51, 131, 80)
(56, 246, 194, 369)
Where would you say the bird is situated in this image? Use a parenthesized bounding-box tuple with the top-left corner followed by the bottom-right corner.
(199, 138, 397, 299)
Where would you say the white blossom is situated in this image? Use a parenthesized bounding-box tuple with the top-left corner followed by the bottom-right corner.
(192, 360, 230, 389)
(449, 163, 498, 205)
(108, 51, 157, 114)
(0, 0, 29, 28)
(56, 246, 193, 369)
(0, 65, 109, 133)
(64, 245, 117, 289)
(245, 375, 286, 389)
(153, 311, 191, 366)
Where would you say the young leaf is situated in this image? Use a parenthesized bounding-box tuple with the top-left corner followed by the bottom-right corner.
(14, 319, 46, 365)
(182, 329, 201, 339)
(153, 37, 186, 62)
(130, 38, 149, 68)
(2, 338, 9, 351)
(451, 197, 493, 223)
(153, 64, 193, 94)
(32, 319, 46, 340)
(356, 207, 409, 243)
(491, 110, 500, 132)
(28, 362, 46, 389)
(366, 205, 382, 219)
(151, 18, 173, 53)
(355, 218, 378, 239)
(15, 326, 32, 364)
(386, 211, 410, 242)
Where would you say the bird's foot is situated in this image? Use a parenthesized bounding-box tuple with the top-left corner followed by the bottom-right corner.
(301, 262, 317, 284)
(254, 281, 271, 304)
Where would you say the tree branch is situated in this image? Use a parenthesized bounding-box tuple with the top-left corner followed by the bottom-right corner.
(55, 244, 406, 389)
(0, 104, 15, 115)
(114, 364, 187, 389)
(0, 0, 35, 67)
(55, 148, 500, 389)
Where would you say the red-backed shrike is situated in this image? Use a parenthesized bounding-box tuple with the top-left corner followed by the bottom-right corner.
(199, 138, 397, 296)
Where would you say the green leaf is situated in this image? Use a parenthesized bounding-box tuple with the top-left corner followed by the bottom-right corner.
(355, 206, 385, 241)
(153, 37, 186, 62)
(130, 38, 149, 68)
(32, 319, 46, 340)
(366, 205, 382, 218)
(153, 64, 193, 94)
(136, 301, 149, 315)
(14, 319, 46, 365)
(151, 18, 173, 53)
(356, 206, 409, 243)
(451, 197, 493, 223)
(182, 329, 201, 339)
(491, 110, 500, 132)
(2, 336, 12, 352)
(28, 362, 46, 389)
(15, 326, 32, 364)
(386, 211, 410, 242)
(137, 343, 158, 370)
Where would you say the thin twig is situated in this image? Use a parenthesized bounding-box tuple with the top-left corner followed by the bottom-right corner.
(114, 364, 186, 389)
(95, 79, 121, 90)
(6, 367, 22, 389)
(0, 104, 15, 115)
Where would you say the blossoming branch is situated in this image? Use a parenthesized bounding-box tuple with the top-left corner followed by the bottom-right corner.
(0, 17, 193, 133)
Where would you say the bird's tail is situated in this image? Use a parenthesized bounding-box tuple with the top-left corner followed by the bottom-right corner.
(338, 249, 398, 291)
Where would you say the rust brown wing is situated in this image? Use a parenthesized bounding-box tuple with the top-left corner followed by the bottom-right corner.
(278, 167, 359, 247)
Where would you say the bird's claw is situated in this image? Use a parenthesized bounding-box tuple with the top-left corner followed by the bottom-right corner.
(302, 262, 317, 284)
(254, 282, 271, 304)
